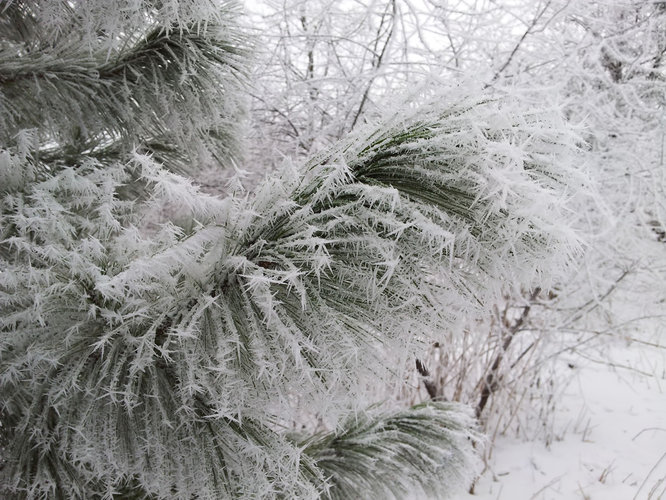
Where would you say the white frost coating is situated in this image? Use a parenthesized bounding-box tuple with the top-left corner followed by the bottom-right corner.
(1, 89, 583, 497)
(0, 2, 587, 498)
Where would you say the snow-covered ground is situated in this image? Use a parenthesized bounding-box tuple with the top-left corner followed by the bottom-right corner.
(453, 342, 666, 500)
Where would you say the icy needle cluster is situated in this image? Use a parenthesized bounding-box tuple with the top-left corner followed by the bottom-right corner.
(0, 0, 247, 175)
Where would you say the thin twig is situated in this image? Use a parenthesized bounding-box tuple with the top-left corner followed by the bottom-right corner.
(476, 288, 541, 419)
(415, 358, 438, 400)
(349, 0, 396, 130)
(633, 451, 666, 500)
(486, 0, 553, 86)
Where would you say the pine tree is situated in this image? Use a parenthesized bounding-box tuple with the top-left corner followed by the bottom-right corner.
(0, 1, 583, 498)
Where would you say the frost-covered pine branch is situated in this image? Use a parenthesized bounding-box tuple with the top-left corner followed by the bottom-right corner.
(0, 2, 584, 499)
(299, 402, 480, 500)
(0, 0, 247, 176)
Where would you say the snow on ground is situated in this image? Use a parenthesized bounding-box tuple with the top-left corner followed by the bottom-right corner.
(452, 342, 666, 500)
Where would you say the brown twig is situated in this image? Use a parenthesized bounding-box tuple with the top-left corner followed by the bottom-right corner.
(415, 358, 438, 400)
(475, 288, 541, 419)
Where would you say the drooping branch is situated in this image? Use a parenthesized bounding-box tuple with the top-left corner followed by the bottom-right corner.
(300, 402, 479, 500)
(0, 19, 247, 172)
